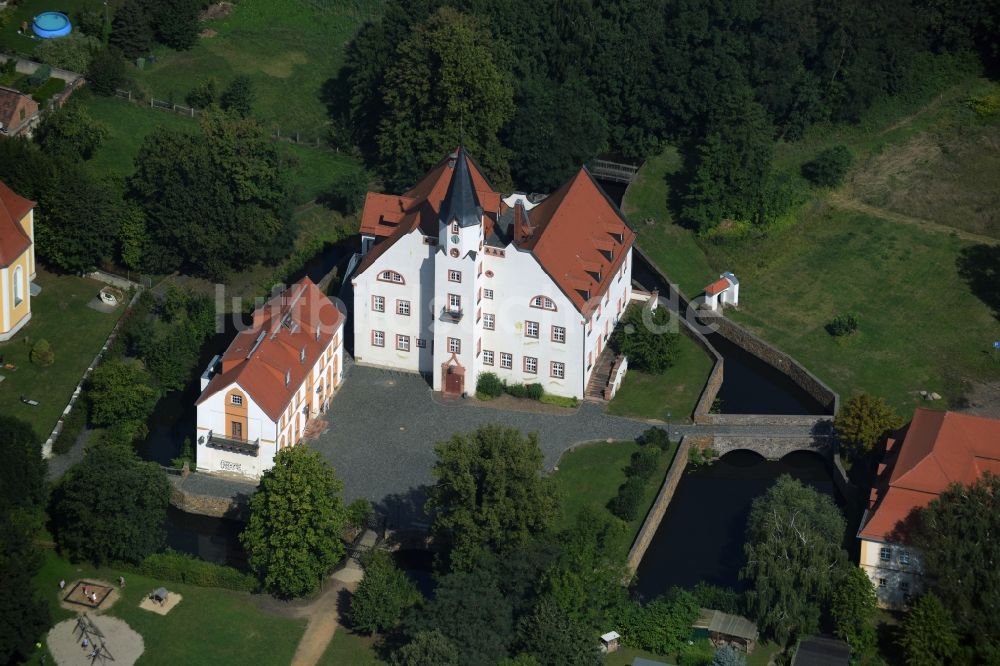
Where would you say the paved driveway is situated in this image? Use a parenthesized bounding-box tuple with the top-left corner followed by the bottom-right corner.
(313, 364, 654, 527)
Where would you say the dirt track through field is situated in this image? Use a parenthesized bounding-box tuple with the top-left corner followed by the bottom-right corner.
(827, 191, 999, 245)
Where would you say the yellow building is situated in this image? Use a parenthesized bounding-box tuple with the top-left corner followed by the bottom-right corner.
(0, 181, 36, 341)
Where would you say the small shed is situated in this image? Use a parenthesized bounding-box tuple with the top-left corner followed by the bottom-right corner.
(600, 631, 621, 653)
(150, 587, 169, 604)
(703, 272, 739, 311)
(692, 608, 758, 653)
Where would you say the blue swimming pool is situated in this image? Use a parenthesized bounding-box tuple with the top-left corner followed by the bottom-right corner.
(32, 12, 72, 39)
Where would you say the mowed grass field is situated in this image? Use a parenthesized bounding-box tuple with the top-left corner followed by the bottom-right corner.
(552, 439, 679, 558)
(0, 270, 124, 439)
(130, 0, 381, 137)
(27, 549, 305, 666)
(624, 72, 1000, 414)
(607, 330, 715, 422)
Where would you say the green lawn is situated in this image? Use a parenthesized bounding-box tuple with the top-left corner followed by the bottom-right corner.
(607, 330, 715, 422)
(624, 72, 1000, 414)
(27, 549, 305, 665)
(0, 269, 124, 439)
(0, 0, 106, 56)
(622, 148, 716, 298)
(80, 95, 363, 203)
(552, 439, 679, 557)
(719, 207, 999, 413)
(318, 627, 387, 665)
(129, 0, 381, 137)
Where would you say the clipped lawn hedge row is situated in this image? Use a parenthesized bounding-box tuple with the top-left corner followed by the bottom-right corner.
(125, 550, 258, 592)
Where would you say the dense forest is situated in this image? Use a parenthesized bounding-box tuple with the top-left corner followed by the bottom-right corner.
(335, 0, 998, 230)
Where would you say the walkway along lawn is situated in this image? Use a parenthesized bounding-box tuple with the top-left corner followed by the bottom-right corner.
(552, 439, 679, 559)
(607, 329, 715, 422)
(0, 269, 124, 439)
(31, 549, 305, 666)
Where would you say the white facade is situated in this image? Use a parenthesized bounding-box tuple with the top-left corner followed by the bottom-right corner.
(353, 206, 633, 399)
(859, 537, 923, 609)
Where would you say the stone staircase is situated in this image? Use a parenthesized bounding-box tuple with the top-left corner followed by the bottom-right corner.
(585, 347, 617, 401)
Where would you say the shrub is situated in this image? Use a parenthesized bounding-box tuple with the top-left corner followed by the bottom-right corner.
(129, 550, 258, 592)
(688, 447, 718, 467)
(171, 436, 194, 469)
(321, 170, 369, 215)
(31, 78, 66, 105)
(801, 145, 853, 187)
(640, 427, 671, 451)
(477, 372, 504, 398)
(826, 313, 859, 337)
(525, 383, 544, 400)
(611, 305, 680, 374)
(53, 400, 87, 455)
(608, 476, 646, 521)
(30, 339, 55, 366)
(504, 382, 527, 398)
(625, 448, 660, 480)
(185, 78, 218, 108)
(35, 34, 102, 73)
(346, 498, 373, 529)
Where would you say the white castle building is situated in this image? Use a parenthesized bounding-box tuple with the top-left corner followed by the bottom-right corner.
(351, 148, 636, 399)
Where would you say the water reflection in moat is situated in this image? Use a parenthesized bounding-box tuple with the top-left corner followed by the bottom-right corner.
(634, 451, 841, 599)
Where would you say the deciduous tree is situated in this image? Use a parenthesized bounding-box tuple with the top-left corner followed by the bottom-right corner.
(611, 305, 680, 374)
(392, 630, 460, 666)
(240, 446, 348, 598)
(220, 75, 255, 118)
(50, 445, 170, 564)
(899, 593, 960, 666)
(518, 597, 603, 666)
(426, 425, 558, 572)
(740, 475, 847, 643)
(831, 565, 877, 654)
(377, 7, 515, 189)
(87, 358, 159, 429)
(348, 550, 421, 634)
(834, 394, 903, 461)
(110, 0, 154, 59)
(914, 473, 1000, 659)
(86, 46, 128, 96)
(35, 102, 108, 162)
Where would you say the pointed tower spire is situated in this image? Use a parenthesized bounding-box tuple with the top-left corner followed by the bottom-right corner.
(439, 146, 483, 228)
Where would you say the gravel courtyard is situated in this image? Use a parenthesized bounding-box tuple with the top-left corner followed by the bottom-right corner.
(312, 364, 654, 526)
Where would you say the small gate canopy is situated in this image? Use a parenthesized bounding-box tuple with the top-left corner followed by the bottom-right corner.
(152, 587, 168, 602)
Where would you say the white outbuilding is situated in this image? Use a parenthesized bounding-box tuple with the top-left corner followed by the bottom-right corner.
(703, 272, 739, 311)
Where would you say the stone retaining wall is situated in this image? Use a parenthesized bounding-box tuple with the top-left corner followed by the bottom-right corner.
(169, 480, 250, 522)
(696, 308, 839, 415)
(626, 437, 692, 573)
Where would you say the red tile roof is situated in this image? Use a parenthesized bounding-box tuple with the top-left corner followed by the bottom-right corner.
(195, 278, 344, 421)
(0, 87, 38, 136)
(705, 277, 731, 296)
(0, 180, 33, 268)
(355, 153, 636, 316)
(354, 150, 501, 277)
(859, 409, 1000, 542)
(519, 167, 635, 314)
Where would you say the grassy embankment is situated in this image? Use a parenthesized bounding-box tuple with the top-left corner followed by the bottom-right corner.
(624, 73, 1000, 414)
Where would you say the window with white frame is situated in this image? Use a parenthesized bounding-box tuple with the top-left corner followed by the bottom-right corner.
(396, 299, 410, 316)
(525, 320, 539, 338)
(448, 269, 462, 283)
(899, 551, 910, 565)
(483, 350, 494, 365)
(552, 325, 566, 343)
(448, 293, 461, 311)
(372, 330, 385, 347)
(500, 352, 512, 369)
(524, 356, 538, 373)
(484, 288, 494, 299)
(416, 338, 427, 348)
(550, 361, 565, 379)
(231, 394, 243, 406)
(372, 295, 385, 312)
(530, 295, 556, 310)
(448, 337, 461, 354)
(378, 270, 404, 283)
(484, 313, 495, 330)
(396, 334, 410, 351)
(879, 547, 891, 562)
(451, 222, 459, 234)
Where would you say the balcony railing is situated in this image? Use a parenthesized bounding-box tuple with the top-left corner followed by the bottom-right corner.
(207, 431, 260, 457)
(440, 307, 464, 322)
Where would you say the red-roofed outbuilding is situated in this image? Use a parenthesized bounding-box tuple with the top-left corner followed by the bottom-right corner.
(857, 408, 1000, 607)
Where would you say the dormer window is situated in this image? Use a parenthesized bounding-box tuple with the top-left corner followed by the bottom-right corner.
(451, 222, 459, 234)
(300, 347, 306, 363)
(285, 370, 291, 385)
(315, 327, 320, 341)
